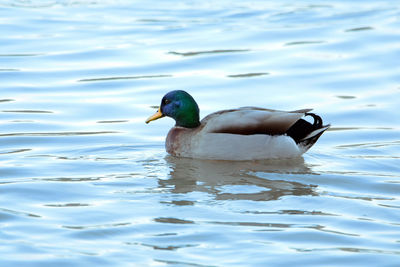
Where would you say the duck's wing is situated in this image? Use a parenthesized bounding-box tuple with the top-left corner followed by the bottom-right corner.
(201, 107, 312, 135)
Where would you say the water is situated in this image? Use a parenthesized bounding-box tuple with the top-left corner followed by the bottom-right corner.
(1, 0, 400, 266)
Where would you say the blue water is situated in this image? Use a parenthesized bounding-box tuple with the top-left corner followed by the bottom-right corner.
(1, 1, 400, 266)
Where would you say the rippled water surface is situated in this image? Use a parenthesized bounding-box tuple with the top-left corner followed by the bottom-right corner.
(1, 0, 400, 266)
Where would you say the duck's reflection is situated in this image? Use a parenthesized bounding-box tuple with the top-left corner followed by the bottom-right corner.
(159, 156, 318, 202)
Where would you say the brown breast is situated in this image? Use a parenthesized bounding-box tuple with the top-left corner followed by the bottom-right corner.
(166, 127, 195, 156)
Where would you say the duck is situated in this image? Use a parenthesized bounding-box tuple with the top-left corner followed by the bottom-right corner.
(146, 90, 329, 160)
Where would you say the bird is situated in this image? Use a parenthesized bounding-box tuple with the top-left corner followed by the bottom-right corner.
(146, 90, 329, 160)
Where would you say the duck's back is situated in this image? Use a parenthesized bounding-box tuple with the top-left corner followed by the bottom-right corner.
(201, 107, 310, 135)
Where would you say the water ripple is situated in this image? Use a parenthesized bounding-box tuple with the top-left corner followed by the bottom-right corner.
(0, 131, 118, 137)
(168, 49, 250, 56)
(78, 74, 172, 82)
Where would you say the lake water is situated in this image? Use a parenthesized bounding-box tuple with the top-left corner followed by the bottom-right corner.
(1, 0, 400, 266)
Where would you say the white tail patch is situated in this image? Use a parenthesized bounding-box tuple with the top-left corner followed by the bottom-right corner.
(301, 125, 330, 141)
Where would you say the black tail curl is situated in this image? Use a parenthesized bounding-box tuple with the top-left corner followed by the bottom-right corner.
(286, 113, 327, 144)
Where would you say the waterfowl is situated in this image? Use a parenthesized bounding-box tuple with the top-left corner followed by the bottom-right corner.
(146, 90, 329, 160)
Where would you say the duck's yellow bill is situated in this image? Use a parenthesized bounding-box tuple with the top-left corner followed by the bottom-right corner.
(145, 107, 164, 124)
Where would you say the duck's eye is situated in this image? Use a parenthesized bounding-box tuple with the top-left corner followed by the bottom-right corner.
(164, 99, 171, 105)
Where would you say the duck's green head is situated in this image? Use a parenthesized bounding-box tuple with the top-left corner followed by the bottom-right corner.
(146, 90, 200, 128)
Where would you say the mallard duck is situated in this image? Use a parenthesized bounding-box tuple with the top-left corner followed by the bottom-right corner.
(146, 90, 329, 160)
